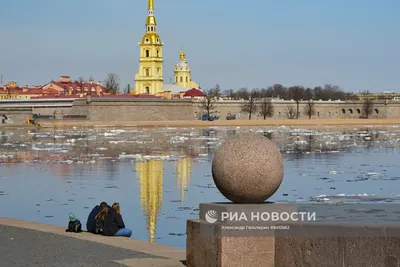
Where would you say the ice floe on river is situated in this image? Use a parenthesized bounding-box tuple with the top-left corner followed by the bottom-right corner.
(310, 193, 400, 203)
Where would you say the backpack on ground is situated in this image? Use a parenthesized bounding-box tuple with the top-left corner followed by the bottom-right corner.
(66, 220, 82, 233)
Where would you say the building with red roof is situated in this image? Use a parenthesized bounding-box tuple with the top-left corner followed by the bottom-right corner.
(0, 81, 46, 100)
(42, 76, 110, 96)
(183, 88, 206, 100)
(1, 76, 201, 101)
(0, 76, 112, 100)
(30, 93, 161, 100)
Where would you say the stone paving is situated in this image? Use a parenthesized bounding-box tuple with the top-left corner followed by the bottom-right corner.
(0, 218, 186, 267)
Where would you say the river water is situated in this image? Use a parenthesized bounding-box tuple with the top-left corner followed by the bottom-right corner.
(0, 125, 399, 248)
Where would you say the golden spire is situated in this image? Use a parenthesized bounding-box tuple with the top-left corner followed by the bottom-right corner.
(146, 0, 156, 26)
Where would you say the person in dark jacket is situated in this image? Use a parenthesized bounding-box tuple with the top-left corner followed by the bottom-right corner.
(86, 201, 108, 233)
(103, 203, 132, 237)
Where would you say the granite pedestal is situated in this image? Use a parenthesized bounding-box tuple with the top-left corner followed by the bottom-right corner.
(186, 202, 298, 267)
(186, 133, 400, 267)
(187, 203, 400, 267)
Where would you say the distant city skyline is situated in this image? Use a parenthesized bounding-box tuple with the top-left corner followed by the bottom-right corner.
(0, 0, 399, 92)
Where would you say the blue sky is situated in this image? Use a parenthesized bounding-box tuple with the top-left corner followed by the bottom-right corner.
(0, 0, 399, 92)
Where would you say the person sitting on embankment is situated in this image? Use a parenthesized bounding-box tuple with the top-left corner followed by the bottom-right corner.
(86, 201, 108, 233)
(102, 203, 132, 237)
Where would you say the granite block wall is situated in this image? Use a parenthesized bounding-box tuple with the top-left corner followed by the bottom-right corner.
(1, 98, 400, 123)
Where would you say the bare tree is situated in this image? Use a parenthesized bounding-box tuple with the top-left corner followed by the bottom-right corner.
(313, 86, 323, 100)
(285, 106, 296, 119)
(213, 84, 221, 100)
(236, 87, 250, 100)
(223, 89, 235, 99)
(104, 73, 120, 95)
(288, 85, 305, 119)
(304, 88, 313, 100)
(305, 100, 316, 119)
(241, 89, 260, 120)
(200, 89, 216, 119)
(269, 84, 287, 99)
(361, 91, 374, 119)
(259, 99, 274, 119)
(260, 88, 269, 98)
(78, 76, 86, 86)
(345, 92, 358, 101)
(77, 76, 87, 94)
(78, 76, 86, 83)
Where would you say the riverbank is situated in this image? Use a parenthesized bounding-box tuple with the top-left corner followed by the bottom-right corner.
(1, 118, 399, 129)
(0, 217, 185, 267)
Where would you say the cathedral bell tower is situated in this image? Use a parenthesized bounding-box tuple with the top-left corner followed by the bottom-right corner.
(133, 0, 164, 95)
(174, 50, 199, 89)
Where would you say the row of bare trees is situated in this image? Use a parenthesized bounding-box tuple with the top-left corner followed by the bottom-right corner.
(201, 88, 276, 120)
(239, 92, 374, 120)
(221, 84, 357, 101)
(69, 73, 122, 95)
(201, 85, 375, 120)
(202, 87, 315, 120)
(240, 90, 275, 120)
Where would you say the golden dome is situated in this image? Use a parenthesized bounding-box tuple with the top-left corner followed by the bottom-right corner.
(146, 16, 157, 25)
(141, 33, 162, 45)
(180, 50, 186, 59)
(175, 50, 190, 70)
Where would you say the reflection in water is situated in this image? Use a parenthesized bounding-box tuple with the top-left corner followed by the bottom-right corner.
(136, 160, 163, 243)
(263, 132, 274, 140)
(176, 156, 192, 201)
(136, 156, 192, 242)
(104, 160, 118, 179)
(1, 126, 400, 249)
(1, 131, 7, 143)
(227, 129, 236, 137)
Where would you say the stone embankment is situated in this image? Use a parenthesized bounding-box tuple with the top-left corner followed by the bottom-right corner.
(0, 217, 186, 267)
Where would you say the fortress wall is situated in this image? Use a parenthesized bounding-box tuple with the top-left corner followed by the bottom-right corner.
(0, 109, 32, 123)
(385, 102, 400, 119)
(195, 101, 400, 120)
(33, 107, 72, 116)
(1, 99, 400, 123)
(69, 99, 90, 116)
(85, 99, 195, 121)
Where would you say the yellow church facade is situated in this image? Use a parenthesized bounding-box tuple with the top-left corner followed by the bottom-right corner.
(133, 0, 164, 95)
(132, 0, 200, 97)
(173, 51, 199, 89)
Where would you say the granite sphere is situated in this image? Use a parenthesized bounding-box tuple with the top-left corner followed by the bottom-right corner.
(212, 133, 284, 203)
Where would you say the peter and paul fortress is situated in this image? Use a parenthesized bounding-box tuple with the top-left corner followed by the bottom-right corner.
(133, 0, 201, 98)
